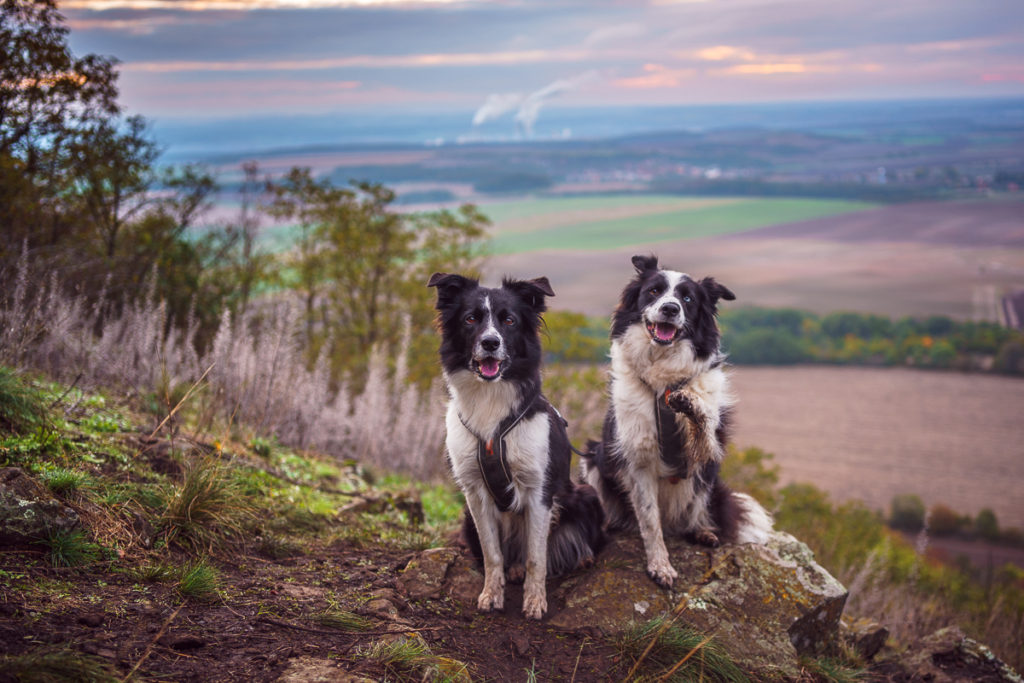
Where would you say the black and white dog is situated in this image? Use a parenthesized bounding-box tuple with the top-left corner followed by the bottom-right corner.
(428, 273, 604, 619)
(581, 255, 772, 588)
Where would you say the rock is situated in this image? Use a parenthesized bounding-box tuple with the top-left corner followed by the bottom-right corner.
(411, 530, 847, 680)
(842, 615, 889, 660)
(396, 547, 460, 601)
(364, 598, 399, 619)
(873, 626, 1023, 682)
(509, 632, 531, 656)
(0, 467, 79, 546)
(275, 656, 374, 682)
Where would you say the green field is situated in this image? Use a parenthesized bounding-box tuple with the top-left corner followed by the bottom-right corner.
(482, 196, 878, 254)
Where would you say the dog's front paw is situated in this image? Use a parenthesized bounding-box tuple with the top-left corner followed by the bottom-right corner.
(477, 575, 505, 612)
(646, 558, 678, 589)
(666, 389, 702, 421)
(694, 528, 721, 548)
(522, 586, 547, 620)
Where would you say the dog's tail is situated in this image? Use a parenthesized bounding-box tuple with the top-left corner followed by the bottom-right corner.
(548, 483, 606, 576)
(733, 492, 774, 545)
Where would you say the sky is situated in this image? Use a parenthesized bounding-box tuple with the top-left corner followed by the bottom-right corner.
(61, 0, 1024, 128)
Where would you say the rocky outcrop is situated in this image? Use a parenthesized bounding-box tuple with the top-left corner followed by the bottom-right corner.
(0, 467, 79, 547)
(398, 530, 848, 679)
(873, 626, 1023, 683)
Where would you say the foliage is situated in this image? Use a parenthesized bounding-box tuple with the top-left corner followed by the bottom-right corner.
(542, 311, 608, 364)
(41, 467, 90, 496)
(42, 529, 102, 568)
(0, 367, 49, 435)
(720, 307, 1024, 374)
(159, 455, 256, 550)
(177, 559, 219, 600)
(267, 168, 488, 385)
(888, 494, 926, 533)
(0, 648, 118, 683)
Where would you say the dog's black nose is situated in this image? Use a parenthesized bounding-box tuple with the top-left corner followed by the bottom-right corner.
(660, 302, 680, 317)
(481, 335, 501, 352)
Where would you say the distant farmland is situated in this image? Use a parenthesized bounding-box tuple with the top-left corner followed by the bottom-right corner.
(481, 196, 877, 253)
(729, 365, 1024, 531)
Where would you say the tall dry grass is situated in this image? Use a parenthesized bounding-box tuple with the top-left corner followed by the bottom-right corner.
(0, 252, 447, 479)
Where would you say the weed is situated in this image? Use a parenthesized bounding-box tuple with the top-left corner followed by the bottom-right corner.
(177, 560, 219, 600)
(81, 413, 124, 434)
(42, 468, 91, 497)
(0, 367, 49, 436)
(136, 561, 178, 583)
(42, 529, 102, 568)
(250, 436, 274, 458)
(358, 635, 434, 676)
(0, 647, 118, 682)
(615, 617, 747, 682)
(311, 606, 372, 632)
(799, 655, 867, 683)
(160, 455, 256, 550)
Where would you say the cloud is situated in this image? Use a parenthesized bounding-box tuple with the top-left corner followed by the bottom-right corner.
(694, 45, 756, 62)
(62, 0, 468, 9)
(613, 63, 695, 89)
(121, 49, 589, 73)
(583, 23, 646, 48)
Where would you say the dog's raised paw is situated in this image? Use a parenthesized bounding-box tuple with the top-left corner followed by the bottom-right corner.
(666, 390, 700, 420)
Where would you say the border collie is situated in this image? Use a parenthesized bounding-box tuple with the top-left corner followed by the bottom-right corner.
(581, 254, 772, 588)
(428, 272, 604, 619)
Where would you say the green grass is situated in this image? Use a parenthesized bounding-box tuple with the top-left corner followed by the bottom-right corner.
(43, 529, 103, 568)
(0, 648, 118, 682)
(177, 560, 219, 600)
(480, 194, 705, 223)
(486, 197, 877, 253)
(0, 367, 49, 436)
(41, 468, 91, 496)
(311, 606, 372, 632)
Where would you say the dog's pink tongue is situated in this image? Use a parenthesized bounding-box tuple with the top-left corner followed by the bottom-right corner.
(655, 323, 676, 341)
(480, 358, 500, 377)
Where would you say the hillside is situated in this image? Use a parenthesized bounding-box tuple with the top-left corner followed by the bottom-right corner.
(2, 371, 1022, 682)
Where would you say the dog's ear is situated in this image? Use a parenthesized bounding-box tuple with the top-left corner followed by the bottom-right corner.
(631, 254, 659, 274)
(504, 276, 554, 311)
(427, 272, 477, 308)
(700, 277, 736, 302)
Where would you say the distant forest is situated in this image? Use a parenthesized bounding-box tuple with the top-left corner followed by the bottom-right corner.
(543, 309, 1024, 375)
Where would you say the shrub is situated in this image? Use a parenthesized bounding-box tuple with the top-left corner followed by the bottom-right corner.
(974, 508, 1000, 541)
(42, 529, 102, 568)
(928, 504, 965, 536)
(0, 367, 48, 435)
(889, 494, 926, 532)
(160, 456, 256, 550)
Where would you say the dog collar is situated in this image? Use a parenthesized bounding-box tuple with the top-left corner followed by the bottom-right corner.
(457, 403, 533, 512)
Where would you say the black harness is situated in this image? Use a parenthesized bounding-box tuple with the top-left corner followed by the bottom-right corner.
(457, 402, 534, 512)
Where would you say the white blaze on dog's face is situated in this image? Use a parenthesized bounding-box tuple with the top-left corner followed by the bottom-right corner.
(639, 270, 696, 346)
(470, 296, 509, 381)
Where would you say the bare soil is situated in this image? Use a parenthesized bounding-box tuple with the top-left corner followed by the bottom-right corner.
(0, 539, 619, 682)
(728, 365, 1024, 530)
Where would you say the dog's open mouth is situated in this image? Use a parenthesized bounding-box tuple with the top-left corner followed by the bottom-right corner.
(474, 357, 503, 380)
(646, 321, 680, 345)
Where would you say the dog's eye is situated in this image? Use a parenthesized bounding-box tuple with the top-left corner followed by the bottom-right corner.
(648, 287, 661, 296)
(683, 296, 692, 303)
(464, 314, 477, 325)
(502, 315, 515, 326)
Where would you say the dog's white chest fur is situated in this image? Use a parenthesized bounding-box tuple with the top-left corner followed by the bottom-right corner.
(443, 370, 549, 512)
(609, 325, 733, 475)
